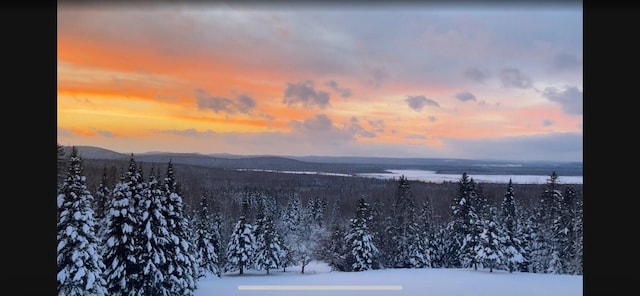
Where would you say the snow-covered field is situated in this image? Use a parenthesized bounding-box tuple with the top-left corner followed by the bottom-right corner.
(195, 261, 583, 296)
(357, 170, 583, 184)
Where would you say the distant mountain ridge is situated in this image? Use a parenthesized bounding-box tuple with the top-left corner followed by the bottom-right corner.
(62, 145, 583, 176)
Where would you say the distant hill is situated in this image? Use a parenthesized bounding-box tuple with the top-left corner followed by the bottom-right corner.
(63, 146, 129, 160)
(61, 145, 583, 176)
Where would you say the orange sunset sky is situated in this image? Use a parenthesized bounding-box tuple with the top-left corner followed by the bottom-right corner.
(57, 2, 583, 162)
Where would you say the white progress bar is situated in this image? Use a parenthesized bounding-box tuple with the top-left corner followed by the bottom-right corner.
(238, 285, 403, 291)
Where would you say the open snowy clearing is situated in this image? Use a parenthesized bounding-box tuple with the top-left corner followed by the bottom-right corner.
(195, 261, 583, 296)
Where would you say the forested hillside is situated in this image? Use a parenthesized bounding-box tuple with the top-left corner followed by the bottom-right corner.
(57, 145, 583, 295)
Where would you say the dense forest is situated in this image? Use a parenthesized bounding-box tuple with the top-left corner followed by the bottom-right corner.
(57, 144, 583, 295)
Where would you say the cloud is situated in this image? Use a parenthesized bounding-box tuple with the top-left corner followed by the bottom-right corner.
(441, 132, 583, 162)
(543, 119, 554, 126)
(366, 66, 389, 89)
(368, 119, 385, 133)
(94, 129, 114, 138)
(553, 52, 582, 71)
(406, 134, 426, 140)
(405, 95, 440, 111)
(157, 128, 216, 138)
(500, 68, 533, 89)
(195, 89, 257, 114)
(303, 114, 333, 132)
(455, 91, 476, 102)
(288, 114, 333, 133)
(57, 127, 74, 138)
(325, 80, 352, 98)
(236, 94, 257, 113)
(288, 114, 378, 143)
(542, 86, 583, 115)
(283, 80, 330, 109)
(428, 116, 437, 122)
(348, 117, 376, 138)
(287, 114, 354, 146)
(462, 67, 489, 82)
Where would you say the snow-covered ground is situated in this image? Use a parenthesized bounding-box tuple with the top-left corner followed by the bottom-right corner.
(195, 261, 583, 296)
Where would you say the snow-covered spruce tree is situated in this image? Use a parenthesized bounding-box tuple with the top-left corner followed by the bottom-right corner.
(94, 165, 111, 231)
(162, 160, 198, 294)
(388, 176, 426, 268)
(253, 195, 283, 274)
(225, 195, 256, 275)
(57, 147, 107, 296)
(571, 189, 583, 275)
(450, 173, 482, 269)
(129, 156, 148, 294)
(369, 200, 393, 269)
(500, 179, 525, 273)
(57, 142, 66, 188)
(307, 196, 328, 227)
(406, 199, 429, 268)
(278, 194, 303, 272)
(318, 198, 348, 271)
(527, 171, 561, 273)
(101, 156, 142, 295)
(193, 193, 219, 279)
(134, 168, 172, 295)
(549, 185, 580, 274)
(473, 183, 490, 222)
(432, 225, 452, 268)
(345, 197, 378, 272)
(475, 207, 506, 272)
(558, 187, 577, 275)
(417, 200, 438, 268)
(516, 207, 534, 272)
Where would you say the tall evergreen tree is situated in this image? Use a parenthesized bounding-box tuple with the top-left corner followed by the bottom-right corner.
(388, 176, 425, 268)
(208, 195, 225, 276)
(500, 179, 525, 273)
(571, 189, 583, 275)
(539, 171, 563, 273)
(278, 194, 303, 272)
(162, 160, 198, 294)
(101, 157, 141, 295)
(450, 173, 482, 269)
(475, 207, 506, 272)
(549, 186, 579, 274)
(345, 197, 378, 272)
(525, 209, 547, 273)
(57, 142, 66, 187)
(193, 193, 219, 279)
(225, 195, 256, 275)
(516, 208, 535, 272)
(94, 165, 111, 225)
(418, 200, 438, 268)
(369, 200, 393, 269)
(136, 168, 170, 295)
(253, 196, 284, 274)
(127, 155, 147, 294)
(319, 198, 348, 271)
(57, 147, 107, 296)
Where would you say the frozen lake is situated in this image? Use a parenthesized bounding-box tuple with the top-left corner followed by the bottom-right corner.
(357, 169, 583, 184)
(238, 169, 583, 185)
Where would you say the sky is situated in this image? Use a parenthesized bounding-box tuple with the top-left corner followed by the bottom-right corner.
(194, 261, 583, 296)
(57, 1, 583, 162)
